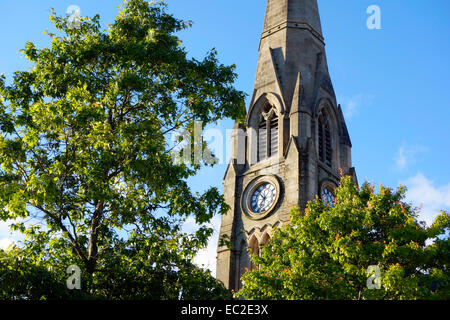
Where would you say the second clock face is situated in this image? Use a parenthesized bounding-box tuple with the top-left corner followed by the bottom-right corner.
(250, 183, 277, 213)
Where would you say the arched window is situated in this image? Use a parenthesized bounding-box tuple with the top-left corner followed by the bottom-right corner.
(261, 233, 270, 248)
(236, 234, 271, 289)
(258, 105, 278, 161)
(321, 186, 335, 207)
(318, 113, 332, 167)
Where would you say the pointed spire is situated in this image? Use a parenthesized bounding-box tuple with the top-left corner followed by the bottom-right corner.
(254, 0, 328, 114)
(262, 0, 323, 39)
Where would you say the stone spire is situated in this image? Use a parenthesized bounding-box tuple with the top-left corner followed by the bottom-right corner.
(263, 0, 322, 36)
(253, 0, 334, 121)
(216, 0, 356, 291)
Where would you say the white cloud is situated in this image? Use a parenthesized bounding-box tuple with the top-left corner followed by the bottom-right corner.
(402, 173, 450, 226)
(192, 215, 221, 276)
(395, 143, 428, 170)
(339, 93, 374, 119)
(182, 215, 221, 277)
(0, 238, 15, 250)
(0, 219, 26, 248)
(396, 146, 407, 169)
(0, 219, 15, 238)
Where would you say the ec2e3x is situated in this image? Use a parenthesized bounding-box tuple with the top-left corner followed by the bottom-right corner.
(225, 304, 269, 315)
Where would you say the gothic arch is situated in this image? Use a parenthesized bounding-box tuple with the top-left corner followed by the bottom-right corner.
(248, 235, 259, 271)
(247, 92, 285, 124)
(247, 93, 285, 164)
(245, 223, 277, 240)
(234, 229, 273, 290)
(260, 232, 271, 247)
(319, 179, 338, 192)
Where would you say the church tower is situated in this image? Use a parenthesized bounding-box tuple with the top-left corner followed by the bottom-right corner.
(216, 0, 357, 291)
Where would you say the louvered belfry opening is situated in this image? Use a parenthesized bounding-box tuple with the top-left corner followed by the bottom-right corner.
(258, 104, 278, 162)
(270, 117, 278, 156)
(258, 121, 267, 161)
(318, 113, 332, 167)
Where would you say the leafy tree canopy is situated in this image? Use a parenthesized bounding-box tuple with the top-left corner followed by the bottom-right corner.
(0, 0, 245, 299)
(236, 176, 450, 300)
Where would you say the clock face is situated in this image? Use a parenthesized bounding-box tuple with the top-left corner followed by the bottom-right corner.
(250, 183, 277, 213)
(321, 188, 335, 207)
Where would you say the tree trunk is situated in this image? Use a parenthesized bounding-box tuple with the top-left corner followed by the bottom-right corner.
(86, 202, 104, 274)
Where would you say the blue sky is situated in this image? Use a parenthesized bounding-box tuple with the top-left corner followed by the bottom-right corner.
(0, 0, 449, 274)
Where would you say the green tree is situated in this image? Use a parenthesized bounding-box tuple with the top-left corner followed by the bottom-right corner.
(236, 176, 450, 300)
(0, 247, 89, 300)
(0, 0, 245, 299)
